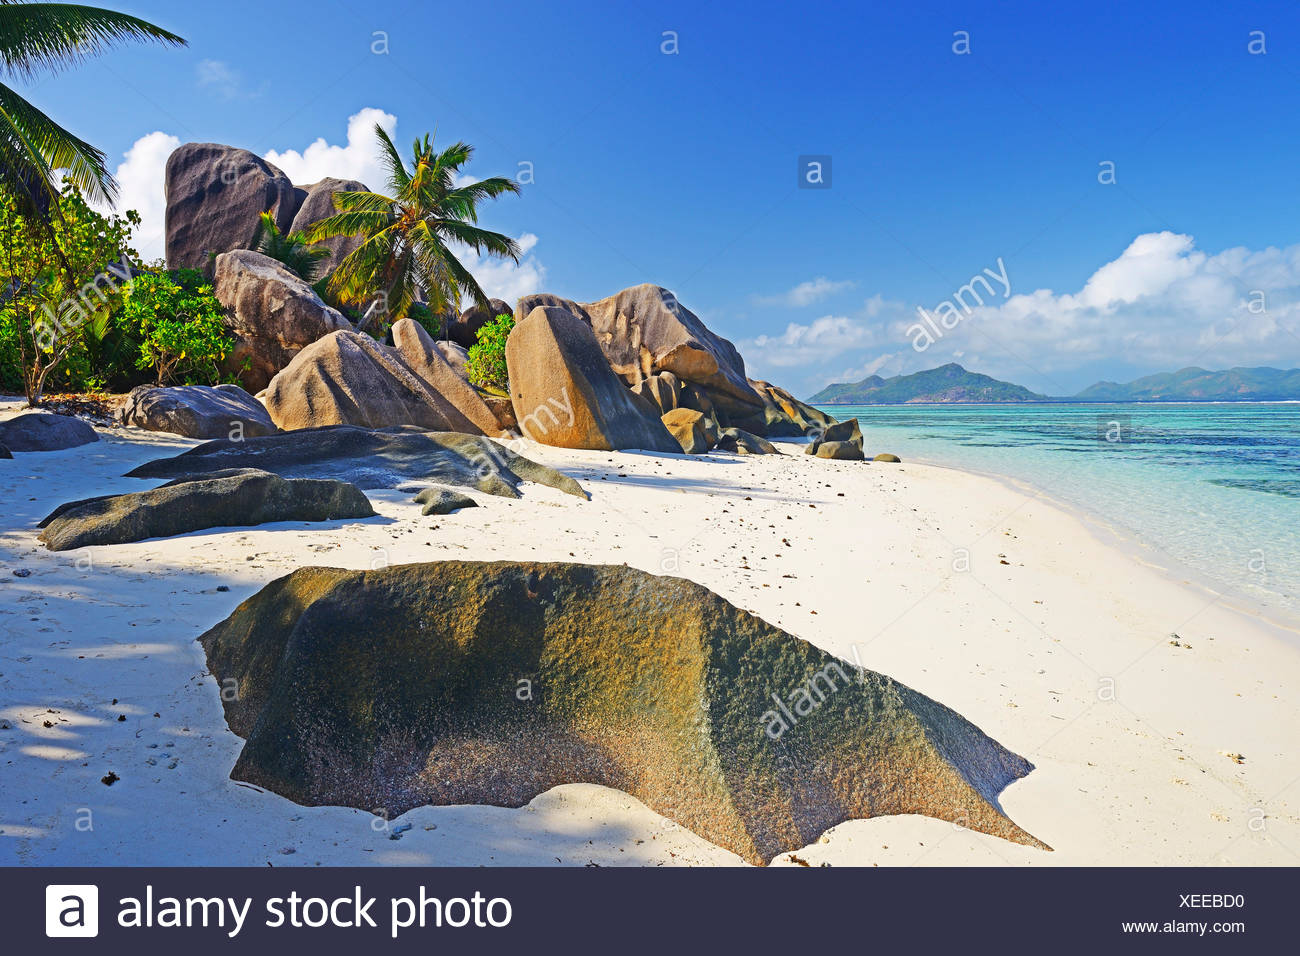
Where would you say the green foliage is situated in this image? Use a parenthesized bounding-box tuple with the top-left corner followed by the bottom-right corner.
(304, 124, 522, 319)
(0, 179, 139, 402)
(407, 302, 441, 340)
(118, 271, 232, 385)
(255, 210, 330, 281)
(465, 313, 514, 393)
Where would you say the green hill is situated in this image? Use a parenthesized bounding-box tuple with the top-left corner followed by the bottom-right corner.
(1075, 366, 1300, 402)
(808, 363, 1046, 405)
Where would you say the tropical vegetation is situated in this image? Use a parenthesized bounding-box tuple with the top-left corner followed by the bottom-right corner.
(254, 211, 329, 281)
(465, 313, 514, 392)
(0, 181, 233, 400)
(305, 125, 521, 322)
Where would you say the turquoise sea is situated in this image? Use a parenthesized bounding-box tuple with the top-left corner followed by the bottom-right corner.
(819, 403, 1300, 624)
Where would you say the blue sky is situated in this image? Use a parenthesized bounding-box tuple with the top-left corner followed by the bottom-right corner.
(16, 0, 1300, 396)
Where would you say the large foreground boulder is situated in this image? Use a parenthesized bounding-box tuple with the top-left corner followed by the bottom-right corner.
(116, 384, 278, 439)
(287, 177, 369, 270)
(213, 250, 352, 391)
(506, 306, 680, 452)
(165, 143, 302, 272)
(200, 561, 1048, 865)
(0, 413, 98, 451)
(264, 330, 491, 434)
(38, 469, 373, 551)
(447, 298, 512, 349)
(125, 425, 587, 499)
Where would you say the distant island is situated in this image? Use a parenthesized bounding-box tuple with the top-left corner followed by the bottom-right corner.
(808, 363, 1046, 404)
(808, 363, 1300, 405)
(1074, 366, 1300, 402)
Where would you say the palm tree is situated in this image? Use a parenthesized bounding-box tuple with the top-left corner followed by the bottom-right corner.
(254, 210, 330, 281)
(0, 2, 185, 220)
(305, 124, 521, 321)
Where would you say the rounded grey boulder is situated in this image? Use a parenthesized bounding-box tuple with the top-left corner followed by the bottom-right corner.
(0, 412, 98, 452)
(165, 143, 303, 272)
(117, 384, 278, 439)
(288, 177, 369, 270)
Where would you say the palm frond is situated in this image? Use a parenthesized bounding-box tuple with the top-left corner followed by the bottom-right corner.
(372, 123, 410, 192)
(303, 208, 394, 244)
(435, 219, 521, 260)
(0, 78, 111, 205)
(0, 3, 185, 79)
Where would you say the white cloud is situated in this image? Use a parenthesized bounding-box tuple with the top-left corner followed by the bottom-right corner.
(457, 232, 545, 305)
(744, 314, 880, 368)
(753, 276, 855, 307)
(931, 232, 1300, 379)
(98, 130, 180, 262)
(195, 59, 262, 100)
(743, 232, 1300, 395)
(264, 107, 398, 189)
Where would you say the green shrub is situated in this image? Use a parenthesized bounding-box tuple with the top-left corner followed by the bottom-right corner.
(118, 271, 233, 385)
(465, 313, 514, 393)
(0, 181, 139, 402)
(255, 211, 329, 281)
(407, 302, 442, 340)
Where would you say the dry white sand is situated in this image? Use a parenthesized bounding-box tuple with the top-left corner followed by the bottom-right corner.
(2, 404, 1297, 867)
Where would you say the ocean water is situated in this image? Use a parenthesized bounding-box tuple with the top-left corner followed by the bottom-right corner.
(819, 403, 1300, 623)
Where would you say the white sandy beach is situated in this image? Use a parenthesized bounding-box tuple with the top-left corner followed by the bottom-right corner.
(1, 402, 1297, 867)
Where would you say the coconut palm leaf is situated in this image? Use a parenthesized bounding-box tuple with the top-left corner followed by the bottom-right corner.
(305, 122, 521, 318)
(0, 2, 184, 220)
(0, 1, 184, 78)
(254, 210, 330, 281)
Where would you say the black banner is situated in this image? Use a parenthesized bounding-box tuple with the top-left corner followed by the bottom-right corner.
(5, 867, 1288, 953)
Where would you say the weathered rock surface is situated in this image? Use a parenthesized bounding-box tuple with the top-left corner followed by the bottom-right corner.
(661, 407, 711, 454)
(505, 306, 680, 453)
(0, 413, 98, 451)
(631, 370, 681, 414)
(718, 428, 780, 455)
(165, 143, 302, 272)
(116, 384, 277, 439)
(751, 380, 836, 438)
(391, 319, 502, 436)
(815, 440, 865, 461)
(288, 177, 369, 269)
(434, 340, 470, 378)
(581, 284, 763, 411)
(38, 469, 373, 551)
(263, 330, 486, 434)
(0, 441, 10, 459)
(213, 249, 352, 391)
(447, 298, 512, 349)
(513, 293, 593, 327)
(413, 487, 478, 515)
(874, 453, 902, 463)
(125, 425, 587, 499)
(806, 417, 864, 458)
(482, 395, 517, 433)
(199, 561, 1048, 865)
